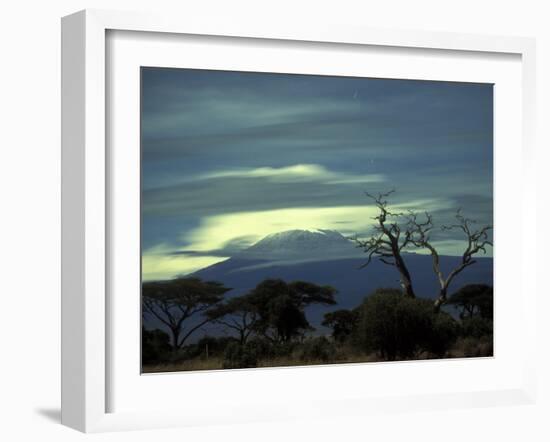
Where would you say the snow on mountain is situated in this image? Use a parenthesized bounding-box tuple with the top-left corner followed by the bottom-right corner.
(233, 229, 363, 264)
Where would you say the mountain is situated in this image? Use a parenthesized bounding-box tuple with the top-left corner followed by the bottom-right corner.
(191, 229, 493, 333)
(233, 229, 362, 262)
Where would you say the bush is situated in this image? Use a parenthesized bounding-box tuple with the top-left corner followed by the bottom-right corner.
(142, 327, 171, 365)
(448, 284, 493, 320)
(454, 336, 493, 357)
(299, 336, 336, 363)
(322, 309, 358, 342)
(460, 317, 493, 339)
(428, 312, 460, 357)
(196, 336, 238, 358)
(353, 289, 458, 360)
(222, 342, 258, 369)
(245, 338, 274, 358)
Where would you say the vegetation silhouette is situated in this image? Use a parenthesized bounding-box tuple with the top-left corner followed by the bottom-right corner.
(142, 277, 231, 351)
(353, 190, 492, 311)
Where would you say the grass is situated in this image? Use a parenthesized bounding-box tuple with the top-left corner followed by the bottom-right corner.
(142, 335, 493, 374)
(143, 357, 225, 373)
(142, 356, 373, 374)
(143, 350, 480, 373)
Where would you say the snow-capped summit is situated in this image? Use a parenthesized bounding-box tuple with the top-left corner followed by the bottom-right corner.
(234, 229, 361, 263)
(250, 229, 348, 250)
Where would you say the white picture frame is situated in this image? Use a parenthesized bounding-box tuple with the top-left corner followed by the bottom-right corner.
(61, 9, 537, 433)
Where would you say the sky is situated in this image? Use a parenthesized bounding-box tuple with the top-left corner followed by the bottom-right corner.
(141, 68, 493, 281)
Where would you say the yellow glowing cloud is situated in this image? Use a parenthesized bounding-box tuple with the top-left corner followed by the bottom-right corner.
(142, 244, 227, 281)
(143, 199, 454, 280)
(179, 200, 448, 253)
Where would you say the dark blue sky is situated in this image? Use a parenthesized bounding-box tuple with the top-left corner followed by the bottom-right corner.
(141, 67, 493, 280)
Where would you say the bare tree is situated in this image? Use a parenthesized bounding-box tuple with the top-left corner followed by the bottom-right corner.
(409, 209, 493, 310)
(353, 190, 417, 298)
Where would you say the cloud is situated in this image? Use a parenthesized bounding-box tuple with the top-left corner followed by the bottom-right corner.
(142, 68, 492, 147)
(141, 244, 228, 281)
(198, 164, 385, 185)
(179, 199, 451, 254)
(411, 239, 493, 258)
(142, 197, 488, 280)
(141, 163, 388, 217)
(143, 93, 362, 141)
(169, 235, 258, 257)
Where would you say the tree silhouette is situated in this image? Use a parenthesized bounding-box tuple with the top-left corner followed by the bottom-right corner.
(353, 190, 417, 298)
(353, 288, 458, 360)
(250, 279, 337, 343)
(142, 277, 231, 350)
(409, 209, 493, 310)
(447, 284, 493, 320)
(142, 327, 171, 364)
(322, 309, 358, 342)
(207, 294, 259, 345)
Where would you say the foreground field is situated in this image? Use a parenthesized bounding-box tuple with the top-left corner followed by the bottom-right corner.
(142, 336, 493, 374)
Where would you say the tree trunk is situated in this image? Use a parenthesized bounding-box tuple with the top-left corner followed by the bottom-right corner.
(170, 327, 180, 351)
(433, 287, 447, 312)
(402, 278, 415, 298)
(395, 254, 415, 298)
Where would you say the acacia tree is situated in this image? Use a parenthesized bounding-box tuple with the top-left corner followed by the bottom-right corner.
(207, 294, 259, 345)
(353, 190, 417, 298)
(322, 309, 359, 342)
(408, 209, 493, 310)
(447, 284, 493, 320)
(250, 279, 337, 343)
(142, 277, 231, 350)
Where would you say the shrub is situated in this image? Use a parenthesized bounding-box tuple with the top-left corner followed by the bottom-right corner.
(428, 312, 460, 357)
(162, 345, 199, 364)
(142, 327, 171, 365)
(196, 335, 239, 358)
(299, 336, 336, 363)
(460, 317, 493, 339)
(222, 342, 258, 369)
(245, 338, 274, 358)
(353, 289, 458, 360)
(448, 284, 493, 320)
(454, 336, 493, 357)
(322, 309, 359, 342)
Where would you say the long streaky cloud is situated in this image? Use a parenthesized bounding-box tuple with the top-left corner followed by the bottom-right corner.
(198, 164, 385, 185)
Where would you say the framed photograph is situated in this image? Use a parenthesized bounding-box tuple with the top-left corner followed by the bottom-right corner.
(139, 67, 496, 373)
(61, 9, 537, 433)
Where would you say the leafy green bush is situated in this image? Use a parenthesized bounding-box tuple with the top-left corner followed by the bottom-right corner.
(353, 289, 458, 360)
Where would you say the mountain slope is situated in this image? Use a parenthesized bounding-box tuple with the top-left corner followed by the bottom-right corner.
(193, 229, 493, 330)
(195, 254, 493, 306)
